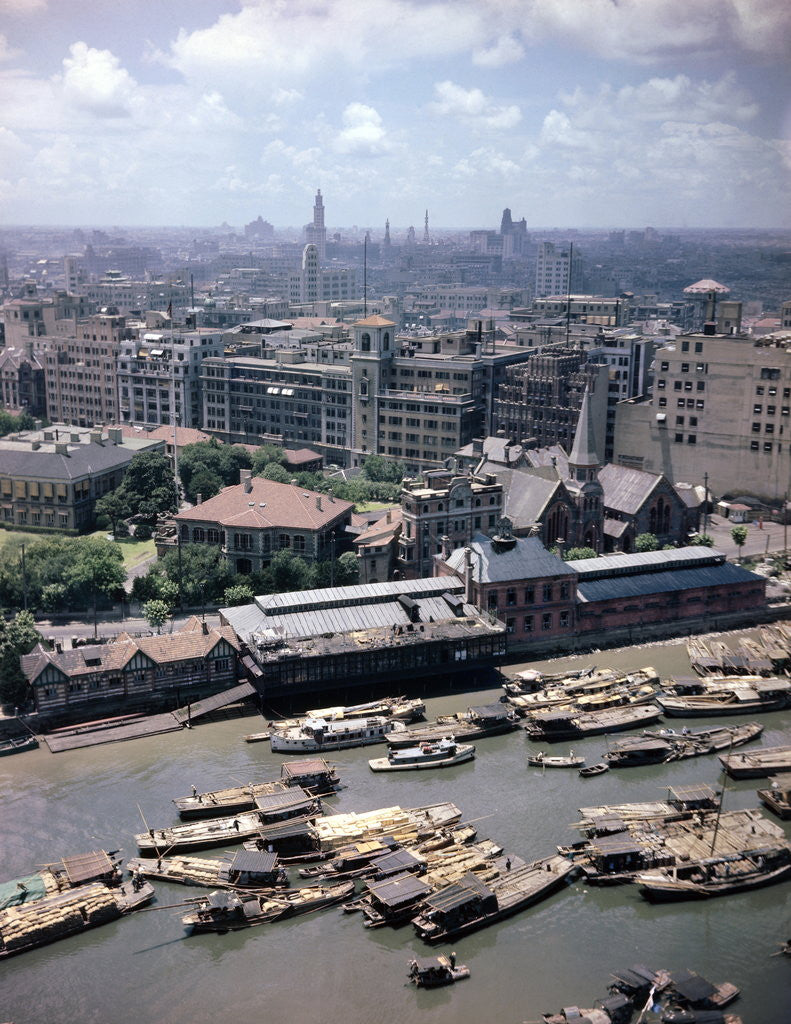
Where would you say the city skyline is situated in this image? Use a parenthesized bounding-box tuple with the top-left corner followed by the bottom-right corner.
(0, 0, 789, 229)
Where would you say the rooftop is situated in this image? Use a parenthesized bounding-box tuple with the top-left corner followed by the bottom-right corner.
(175, 477, 352, 531)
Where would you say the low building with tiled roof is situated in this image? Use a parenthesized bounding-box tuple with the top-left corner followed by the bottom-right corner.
(354, 507, 402, 582)
(21, 620, 240, 715)
(171, 471, 353, 574)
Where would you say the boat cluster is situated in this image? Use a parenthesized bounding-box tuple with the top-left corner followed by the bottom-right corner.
(542, 963, 743, 1024)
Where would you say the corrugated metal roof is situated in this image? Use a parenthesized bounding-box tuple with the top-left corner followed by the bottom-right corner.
(577, 562, 759, 603)
(445, 534, 574, 583)
(256, 576, 459, 614)
(569, 545, 726, 578)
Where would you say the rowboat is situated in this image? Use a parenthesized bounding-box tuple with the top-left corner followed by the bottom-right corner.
(527, 751, 585, 769)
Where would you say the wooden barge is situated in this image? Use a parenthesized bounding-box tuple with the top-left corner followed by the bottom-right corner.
(127, 849, 288, 890)
(634, 845, 791, 901)
(757, 773, 791, 820)
(657, 678, 791, 717)
(719, 745, 791, 779)
(603, 722, 763, 768)
(0, 880, 153, 958)
(0, 850, 123, 910)
(386, 704, 519, 749)
(411, 855, 578, 944)
(182, 880, 355, 933)
(172, 758, 339, 820)
(135, 789, 321, 854)
(523, 704, 662, 743)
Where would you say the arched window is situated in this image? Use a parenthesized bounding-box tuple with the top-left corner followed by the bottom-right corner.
(360, 332, 371, 352)
(382, 332, 390, 351)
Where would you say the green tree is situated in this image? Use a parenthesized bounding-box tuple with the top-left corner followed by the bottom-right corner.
(121, 451, 179, 522)
(179, 440, 251, 502)
(361, 455, 405, 484)
(565, 546, 597, 561)
(186, 467, 223, 503)
(635, 533, 659, 552)
(224, 582, 254, 606)
(94, 489, 132, 538)
(250, 444, 288, 475)
(731, 524, 748, 562)
(690, 533, 714, 547)
(257, 462, 291, 484)
(143, 598, 170, 634)
(0, 610, 41, 706)
(335, 551, 360, 585)
(148, 543, 234, 605)
(269, 550, 313, 592)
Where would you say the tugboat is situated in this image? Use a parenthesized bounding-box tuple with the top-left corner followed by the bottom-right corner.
(408, 952, 470, 987)
(368, 737, 475, 772)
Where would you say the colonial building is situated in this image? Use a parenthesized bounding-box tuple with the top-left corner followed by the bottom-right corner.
(170, 472, 353, 575)
(21, 618, 239, 715)
(435, 520, 579, 645)
(0, 345, 46, 417)
(354, 508, 402, 584)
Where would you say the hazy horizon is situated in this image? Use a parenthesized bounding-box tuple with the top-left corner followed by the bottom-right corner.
(1, 1, 789, 229)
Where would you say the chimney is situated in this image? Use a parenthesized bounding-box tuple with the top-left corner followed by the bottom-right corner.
(31, 440, 40, 450)
(196, 493, 202, 504)
(463, 547, 474, 604)
(201, 620, 209, 635)
(70, 432, 81, 442)
(316, 496, 322, 511)
(90, 429, 103, 445)
(108, 427, 122, 444)
(440, 533, 451, 559)
(55, 442, 69, 455)
(472, 438, 483, 456)
(386, 510, 392, 524)
(240, 468, 253, 493)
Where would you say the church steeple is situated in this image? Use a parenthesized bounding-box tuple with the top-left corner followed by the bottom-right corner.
(568, 386, 600, 483)
(384, 218, 391, 246)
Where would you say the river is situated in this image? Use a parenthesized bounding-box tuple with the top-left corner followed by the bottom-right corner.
(2, 630, 790, 1024)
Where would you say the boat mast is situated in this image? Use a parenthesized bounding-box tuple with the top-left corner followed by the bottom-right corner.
(709, 736, 732, 855)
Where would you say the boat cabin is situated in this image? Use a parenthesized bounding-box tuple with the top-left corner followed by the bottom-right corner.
(753, 678, 791, 702)
(609, 964, 670, 1001)
(279, 758, 339, 792)
(586, 814, 628, 838)
(414, 872, 497, 939)
(329, 837, 399, 872)
(586, 835, 648, 877)
(368, 848, 426, 880)
(248, 818, 319, 857)
(408, 954, 468, 988)
(468, 703, 517, 728)
(216, 850, 285, 888)
(253, 788, 320, 824)
(593, 993, 633, 1024)
(669, 970, 738, 1010)
(59, 850, 123, 888)
(361, 871, 433, 927)
(667, 785, 720, 814)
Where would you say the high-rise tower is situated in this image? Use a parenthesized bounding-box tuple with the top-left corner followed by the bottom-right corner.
(305, 188, 327, 260)
(423, 209, 430, 244)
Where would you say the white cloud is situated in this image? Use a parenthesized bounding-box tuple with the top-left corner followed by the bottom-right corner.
(454, 146, 521, 179)
(334, 103, 391, 156)
(0, 33, 21, 62)
(472, 34, 524, 67)
(60, 42, 138, 118)
(263, 139, 322, 167)
(430, 81, 521, 130)
(271, 88, 303, 106)
(0, 0, 46, 13)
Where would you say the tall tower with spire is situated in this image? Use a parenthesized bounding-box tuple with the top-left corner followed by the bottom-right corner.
(423, 209, 430, 244)
(384, 219, 391, 247)
(567, 385, 603, 551)
(305, 188, 326, 260)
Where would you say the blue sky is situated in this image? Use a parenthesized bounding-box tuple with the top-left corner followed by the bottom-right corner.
(0, 0, 789, 229)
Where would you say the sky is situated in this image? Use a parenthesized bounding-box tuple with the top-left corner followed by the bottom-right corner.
(0, 0, 789, 230)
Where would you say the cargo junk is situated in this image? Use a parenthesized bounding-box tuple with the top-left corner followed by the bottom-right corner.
(602, 722, 763, 768)
(522, 704, 663, 743)
(503, 666, 659, 711)
(385, 703, 520, 749)
(0, 880, 153, 958)
(656, 678, 791, 717)
(182, 880, 356, 933)
(411, 855, 578, 943)
(542, 963, 742, 1024)
(634, 845, 791, 901)
(172, 758, 340, 820)
(126, 849, 289, 890)
(0, 850, 123, 910)
(718, 745, 791, 778)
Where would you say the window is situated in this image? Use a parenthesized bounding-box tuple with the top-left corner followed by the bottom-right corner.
(696, 400, 705, 410)
(675, 433, 684, 442)
(506, 588, 516, 606)
(559, 582, 570, 600)
(697, 381, 705, 392)
(542, 583, 552, 602)
(681, 341, 689, 352)
(751, 440, 760, 451)
(754, 405, 763, 415)
(681, 363, 689, 373)
(687, 434, 696, 444)
(752, 422, 761, 433)
(694, 342, 703, 353)
(676, 416, 684, 426)
(657, 378, 666, 389)
(766, 423, 775, 433)
(674, 381, 682, 391)
(764, 442, 773, 452)
(689, 416, 698, 427)
(660, 361, 669, 372)
(559, 610, 570, 628)
(524, 586, 534, 603)
(487, 593, 498, 611)
(768, 405, 776, 415)
(523, 615, 534, 633)
(192, 527, 205, 542)
(506, 618, 516, 634)
(542, 613, 552, 631)
(658, 396, 667, 407)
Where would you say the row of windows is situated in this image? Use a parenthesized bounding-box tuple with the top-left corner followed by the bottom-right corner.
(488, 582, 572, 608)
(657, 397, 705, 410)
(505, 611, 571, 633)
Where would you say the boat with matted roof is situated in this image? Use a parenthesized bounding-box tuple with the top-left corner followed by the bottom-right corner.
(182, 880, 355, 933)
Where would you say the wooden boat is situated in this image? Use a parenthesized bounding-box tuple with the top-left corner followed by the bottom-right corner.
(127, 849, 288, 890)
(503, 664, 599, 695)
(243, 731, 270, 743)
(182, 880, 355, 933)
(687, 638, 719, 676)
(664, 968, 740, 1010)
(719, 745, 791, 778)
(368, 737, 475, 772)
(579, 763, 609, 778)
(604, 737, 673, 768)
(352, 870, 434, 928)
(387, 703, 520, 748)
(510, 679, 658, 715)
(757, 773, 791, 820)
(0, 850, 124, 910)
(135, 789, 322, 854)
(759, 625, 790, 668)
(173, 758, 340, 819)
(411, 855, 578, 944)
(408, 954, 470, 988)
(268, 697, 426, 731)
(523, 704, 662, 742)
(527, 751, 585, 769)
(634, 845, 791, 901)
(572, 785, 721, 834)
(270, 716, 407, 753)
(0, 880, 153, 958)
(657, 678, 791, 716)
(736, 637, 773, 676)
(0, 735, 38, 756)
(605, 723, 763, 768)
(298, 837, 401, 880)
(543, 992, 634, 1024)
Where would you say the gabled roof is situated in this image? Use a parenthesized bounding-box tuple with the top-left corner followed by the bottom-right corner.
(597, 463, 662, 515)
(354, 509, 402, 547)
(353, 315, 396, 328)
(444, 533, 575, 583)
(175, 478, 352, 531)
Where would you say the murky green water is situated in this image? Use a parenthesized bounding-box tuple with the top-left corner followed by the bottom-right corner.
(2, 632, 790, 1024)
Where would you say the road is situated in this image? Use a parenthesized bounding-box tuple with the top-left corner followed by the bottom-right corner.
(704, 513, 790, 562)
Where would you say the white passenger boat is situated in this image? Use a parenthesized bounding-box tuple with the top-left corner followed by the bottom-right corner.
(368, 737, 475, 772)
(270, 716, 407, 753)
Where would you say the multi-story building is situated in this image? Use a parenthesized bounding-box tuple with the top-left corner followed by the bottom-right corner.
(535, 241, 584, 298)
(2, 284, 92, 348)
(39, 312, 133, 427)
(117, 320, 225, 428)
(398, 470, 504, 578)
(304, 189, 326, 260)
(494, 348, 608, 454)
(0, 425, 162, 531)
(528, 294, 629, 326)
(288, 244, 356, 309)
(0, 345, 46, 416)
(170, 472, 353, 575)
(586, 330, 655, 460)
(83, 272, 191, 315)
(614, 314, 791, 502)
